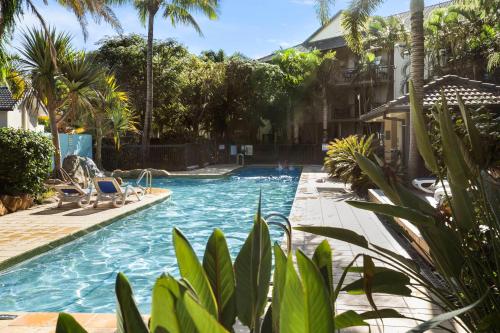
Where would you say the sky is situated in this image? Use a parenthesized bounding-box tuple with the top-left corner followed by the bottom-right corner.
(11, 0, 447, 59)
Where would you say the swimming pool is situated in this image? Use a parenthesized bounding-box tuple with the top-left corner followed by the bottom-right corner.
(0, 167, 300, 313)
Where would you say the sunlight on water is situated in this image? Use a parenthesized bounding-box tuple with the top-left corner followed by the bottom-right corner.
(0, 167, 300, 313)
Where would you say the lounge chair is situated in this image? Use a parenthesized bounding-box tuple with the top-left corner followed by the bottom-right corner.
(412, 178, 451, 203)
(93, 177, 143, 208)
(55, 184, 93, 208)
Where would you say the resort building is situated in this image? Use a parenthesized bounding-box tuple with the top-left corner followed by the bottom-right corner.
(259, 2, 450, 146)
(0, 86, 45, 132)
(361, 75, 500, 164)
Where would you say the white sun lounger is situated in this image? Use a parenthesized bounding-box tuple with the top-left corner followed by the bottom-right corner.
(412, 178, 451, 204)
(55, 184, 93, 208)
(93, 177, 143, 208)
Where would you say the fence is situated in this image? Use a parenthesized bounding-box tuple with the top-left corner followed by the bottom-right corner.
(101, 143, 217, 171)
(102, 143, 326, 171)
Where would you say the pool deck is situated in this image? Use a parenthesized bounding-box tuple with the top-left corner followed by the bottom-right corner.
(289, 166, 463, 332)
(168, 164, 241, 177)
(0, 188, 171, 271)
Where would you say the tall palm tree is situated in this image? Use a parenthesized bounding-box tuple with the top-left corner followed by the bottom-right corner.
(18, 28, 102, 172)
(133, 0, 219, 163)
(341, 0, 426, 179)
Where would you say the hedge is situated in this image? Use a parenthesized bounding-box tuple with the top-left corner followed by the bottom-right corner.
(0, 128, 54, 196)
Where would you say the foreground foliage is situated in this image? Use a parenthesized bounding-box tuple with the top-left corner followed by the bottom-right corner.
(301, 83, 500, 332)
(324, 134, 375, 195)
(0, 128, 53, 196)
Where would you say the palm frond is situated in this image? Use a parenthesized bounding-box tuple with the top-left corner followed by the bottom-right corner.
(341, 0, 384, 54)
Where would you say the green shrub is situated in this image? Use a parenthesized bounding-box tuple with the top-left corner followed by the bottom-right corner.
(0, 128, 54, 196)
(324, 134, 375, 195)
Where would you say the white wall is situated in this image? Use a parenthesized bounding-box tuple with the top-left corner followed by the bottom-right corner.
(0, 108, 44, 132)
(309, 15, 343, 42)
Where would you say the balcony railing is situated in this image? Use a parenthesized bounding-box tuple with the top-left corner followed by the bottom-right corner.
(333, 65, 391, 84)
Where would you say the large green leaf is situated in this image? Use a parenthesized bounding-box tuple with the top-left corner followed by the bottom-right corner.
(312, 240, 333, 301)
(55, 313, 88, 333)
(173, 228, 218, 317)
(294, 226, 369, 249)
(436, 93, 470, 188)
(394, 182, 436, 216)
(342, 267, 412, 296)
(182, 293, 229, 333)
(334, 311, 369, 329)
(234, 215, 272, 329)
(296, 249, 335, 332)
(448, 179, 474, 231)
(115, 273, 149, 333)
(361, 309, 406, 320)
(279, 255, 306, 333)
(354, 153, 400, 204)
(150, 275, 180, 333)
(409, 80, 439, 173)
(272, 243, 288, 332)
(457, 92, 485, 167)
(347, 201, 434, 226)
(202, 228, 236, 329)
(406, 293, 487, 332)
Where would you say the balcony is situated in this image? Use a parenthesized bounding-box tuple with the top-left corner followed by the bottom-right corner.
(332, 65, 391, 86)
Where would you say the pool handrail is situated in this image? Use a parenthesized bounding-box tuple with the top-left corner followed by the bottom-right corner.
(264, 212, 292, 254)
(136, 169, 153, 194)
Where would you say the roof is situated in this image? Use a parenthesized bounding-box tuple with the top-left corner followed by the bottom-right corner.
(360, 75, 500, 121)
(0, 87, 17, 111)
(258, 1, 451, 62)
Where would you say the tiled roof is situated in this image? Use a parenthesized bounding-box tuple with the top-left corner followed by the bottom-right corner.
(0, 86, 17, 111)
(361, 75, 500, 121)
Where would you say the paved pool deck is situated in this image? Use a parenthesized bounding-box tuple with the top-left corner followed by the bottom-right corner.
(0, 188, 171, 271)
(289, 166, 463, 333)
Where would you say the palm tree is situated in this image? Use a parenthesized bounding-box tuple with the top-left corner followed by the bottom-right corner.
(0, 0, 122, 43)
(18, 28, 102, 172)
(133, 0, 219, 163)
(341, 0, 426, 179)
(86, 74, 139, 167)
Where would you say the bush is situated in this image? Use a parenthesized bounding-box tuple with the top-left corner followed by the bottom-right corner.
(324, 134, 375, 195)
(0, 128, 54, 196)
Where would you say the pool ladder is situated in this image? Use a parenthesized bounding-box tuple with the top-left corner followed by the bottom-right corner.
(264, 212, 292, 254)
(236, 153, 245, 166)
(136, 169, 153, 194)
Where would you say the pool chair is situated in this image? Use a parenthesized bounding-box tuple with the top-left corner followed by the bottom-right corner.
(54, 183, 93, 208)
(412, 178, 451, 204)
(93, 177, 143, 208)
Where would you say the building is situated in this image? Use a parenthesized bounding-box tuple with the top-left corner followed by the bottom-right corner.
(361, 75, 500, 164)
(259, 2, 451, 145)
(0, 86, 45, 132)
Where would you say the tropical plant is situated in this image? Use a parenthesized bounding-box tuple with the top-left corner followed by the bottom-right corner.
(84, 74, 139, 167)
(0, 127, 54, 197)
(0, 0, 121, 43)
(341, 0, 425, 180)
(132, 0, 220, 162)
(300, 82, 500, 332)
(324, 134, 375, 195)
(18, 28, 102, 172)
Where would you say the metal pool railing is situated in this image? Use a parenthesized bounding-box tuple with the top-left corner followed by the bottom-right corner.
(136, 169, 153, 194)
(264, 212, 292, 254)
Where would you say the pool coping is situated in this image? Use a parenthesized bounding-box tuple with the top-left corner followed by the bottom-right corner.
(0, 189, 171, 272)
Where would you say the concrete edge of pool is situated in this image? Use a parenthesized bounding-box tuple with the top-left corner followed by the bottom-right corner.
(0, 189, 171, 272)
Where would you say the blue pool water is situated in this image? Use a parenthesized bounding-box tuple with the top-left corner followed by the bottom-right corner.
(0, 167, 300, 313)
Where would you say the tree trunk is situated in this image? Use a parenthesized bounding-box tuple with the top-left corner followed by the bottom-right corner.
(95, 117, 103, 169)
(322, 85, 328, 142)
(141, 8, 156, 165)
(407, 0, 425, 180)
(48, 105, 62, 172)
(387, 49, 394, 102)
